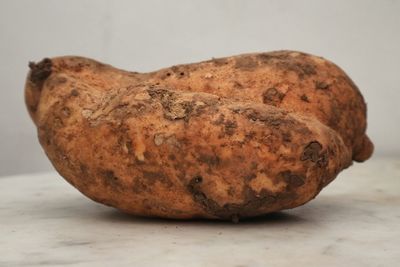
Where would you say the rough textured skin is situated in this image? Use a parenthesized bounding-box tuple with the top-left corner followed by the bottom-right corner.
(25, 51, 373, 221)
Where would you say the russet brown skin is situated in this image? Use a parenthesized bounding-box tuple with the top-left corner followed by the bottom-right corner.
(25, 51, 373, 221)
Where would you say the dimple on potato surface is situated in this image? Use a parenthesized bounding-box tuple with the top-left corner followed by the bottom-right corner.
(25, 51, 373, 220)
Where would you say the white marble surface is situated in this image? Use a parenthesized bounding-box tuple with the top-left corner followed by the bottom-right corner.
(1, 158, 399, 267)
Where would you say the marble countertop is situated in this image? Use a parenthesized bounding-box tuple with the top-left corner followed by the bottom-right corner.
(1, 158, 399, 267)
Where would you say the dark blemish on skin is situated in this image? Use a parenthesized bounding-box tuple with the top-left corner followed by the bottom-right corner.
(143, 171, 162, 182)
(187, 177, 246, 219)
(65, 133, 74, 142)
(247, 111, 262, 122)
(70, 89, 79, 96)
(245, 110, 282, 127)
(193, 191, 207, 203)
(101, 170, 122, 190)
(129, 103, 146, 115)
(295, 124, 313, 137)
(233, 81, 243, 89)
(132, 178, 149, 193)
(29, 105, 37, 113)
(234, 56, 258, 70)
(227, 187, 235, 196)
(244, 131, 257, 142)
(302, 64, 317, 76)
(103, 170, 118, 181)
(281, 171, 305, 188)
(315, 81, 330, 90)
(187, 176, 211, 205)
(275, 191, 298, 202)
(241, 187, 277, 213)
(257, 52, 291, 64)
(257, 53, 275, 64)
(170, 66, 188, 79)
(300, 94, 309, 102)
(28, 58, 52, 85)
(72, 63, 84, 72)
(245, 173, 257, 181)
(257, 52, 316, 78)
(224, 120, 237, 136)
(262, 88, 285, 106)
(212, 114, 225, 125)
(187, 176, 278, 221)
(317, 152, 329, 167)
(193, 176, 203, 184)
(277, 61, 316, 79)
(301, 141, 322, 162)
(168, 154, 176, 161)
(198, 154, 220, 167)
(79, 164, 88, 178)
(282, 132, 292, 142)
(143, 151, 152, 160)
(143, 171, 173, 187)
(190, 101, 211, 118)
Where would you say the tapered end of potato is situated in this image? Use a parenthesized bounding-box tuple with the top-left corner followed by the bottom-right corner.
(25, 58, 53, 125)
(353, 135, 374, 162)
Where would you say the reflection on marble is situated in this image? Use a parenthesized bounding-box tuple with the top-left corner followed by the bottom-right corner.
(1, 158, 399, 267)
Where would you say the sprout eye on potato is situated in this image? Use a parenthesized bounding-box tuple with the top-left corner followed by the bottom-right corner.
(25, 51, 373, 221)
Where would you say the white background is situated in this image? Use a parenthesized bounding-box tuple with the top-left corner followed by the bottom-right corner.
(0, 0, 399, 176)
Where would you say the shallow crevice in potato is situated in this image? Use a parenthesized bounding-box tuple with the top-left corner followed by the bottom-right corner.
(25, 51, 373, 221)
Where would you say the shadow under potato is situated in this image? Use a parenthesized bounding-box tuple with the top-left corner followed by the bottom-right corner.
(98, 209, 305, 225)
(36, 176, 381, 226)
(88, 192, 381, 225)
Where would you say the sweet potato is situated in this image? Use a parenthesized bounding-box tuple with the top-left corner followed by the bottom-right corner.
(25, 51, 373, 221)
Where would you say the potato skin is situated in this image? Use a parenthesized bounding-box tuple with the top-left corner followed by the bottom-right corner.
(146, 51, 373, 162)
(25, 51, 372, 220)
